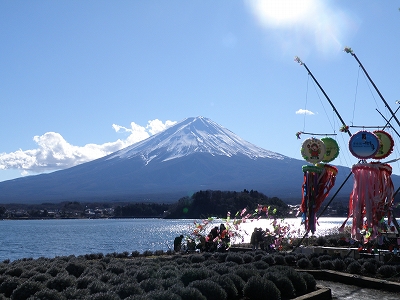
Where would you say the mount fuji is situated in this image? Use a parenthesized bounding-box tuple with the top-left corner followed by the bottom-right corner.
(0, 117, 352, 204)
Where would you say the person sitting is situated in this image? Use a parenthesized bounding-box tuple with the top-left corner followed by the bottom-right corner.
(196, 235, 206, 252)
(205, 233, 216, 252)
(257, 228, 265, 250)
(174, 235, 184, 252)
(187, 238, 196, 252)
(210, 226, 219, 239)
(263, 229, 275, 252)
(218, 223, 230, 251)
(250, 228, 259, 250)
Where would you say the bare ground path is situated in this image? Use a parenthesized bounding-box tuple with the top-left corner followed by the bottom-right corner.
(317, 280, 399, 300)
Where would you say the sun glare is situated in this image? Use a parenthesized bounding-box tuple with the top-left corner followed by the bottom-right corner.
(245, 0, 356, 57)
(248, 0, 315, 26)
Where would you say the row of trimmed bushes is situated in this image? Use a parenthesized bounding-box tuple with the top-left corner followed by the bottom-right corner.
(294, 252, 400, 278)
(0, 251, 317, 300)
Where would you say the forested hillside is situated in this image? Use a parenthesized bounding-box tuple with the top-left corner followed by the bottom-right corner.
(165, 189, 290, 219)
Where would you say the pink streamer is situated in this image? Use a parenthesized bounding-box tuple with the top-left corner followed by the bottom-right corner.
(348, 163, 394, 242)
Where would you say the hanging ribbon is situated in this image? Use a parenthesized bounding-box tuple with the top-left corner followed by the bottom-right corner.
(340, 162, 394, 243)
(300, 164, 338, 234)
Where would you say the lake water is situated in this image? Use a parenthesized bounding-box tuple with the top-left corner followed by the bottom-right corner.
(0, 217, 349, 261)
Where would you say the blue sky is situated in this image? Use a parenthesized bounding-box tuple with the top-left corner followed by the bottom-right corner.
(1, 1, 400, 182)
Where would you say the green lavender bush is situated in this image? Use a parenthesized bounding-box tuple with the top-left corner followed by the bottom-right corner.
(235, 267, 260, 281)
(243, 276, 281, 300)
(10, 280, 43, 300)
(0, 277, 20, 298)
(347, 261, 362, 274)
(1, 246, 397, 300)
(252, 260, 269, 270)
(35, 287, 66, 300)
(180, 267, 216, 286)
(274, 276, 296, 298)
(300, 272, 316, 292)
(332, 258, 346, 271)
(169, 285, 206, 300)
(225, 253, 244, 264)
(320, 260, 334, 270)
(139, 278, 163, 293)
(222, 273, 245, 296)
(296, 257, 312, 269)
(284, 255, 296, 265)
(377, 265, 397, 278)
(114, 282, 144, 299)
(362, 261, 377, 275)
(188, 279, 227, 300)
(211, 275, 238, 299)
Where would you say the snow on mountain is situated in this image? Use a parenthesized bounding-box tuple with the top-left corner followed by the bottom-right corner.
(108, 116, 284, 164)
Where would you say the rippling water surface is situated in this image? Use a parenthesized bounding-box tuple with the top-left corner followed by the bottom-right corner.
(0, 217, 348, 261)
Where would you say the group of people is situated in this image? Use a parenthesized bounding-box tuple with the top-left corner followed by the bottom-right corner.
(202, 223, 230, 252)
(174, 225, 276, 253)
(250, 227, 275, 252)
(173, 223, 230, 253)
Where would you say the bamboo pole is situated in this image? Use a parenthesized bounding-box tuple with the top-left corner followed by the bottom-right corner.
(292, 57, 355, 251)
(376, 109, 400, 138)
(344, 47, 400, 128)
(295, 56, 352, 137)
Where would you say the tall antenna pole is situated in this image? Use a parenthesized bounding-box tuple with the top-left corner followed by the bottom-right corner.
(294, 56, 352, 137)
(344, 47, 400, 128)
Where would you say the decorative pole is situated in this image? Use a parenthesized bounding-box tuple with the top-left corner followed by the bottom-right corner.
(382, 101, 400, 131)
(375, 109, 400, 138)
(294, 56, 351, 137)
(344, 47, 400, 128)
(292, 56, 353, 252)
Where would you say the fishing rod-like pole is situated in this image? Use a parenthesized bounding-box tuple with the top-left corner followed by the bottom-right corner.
(292, 56, 355, 252)
(376, 109, 400, 138)
(382, 101, 400, 131)
(295, 56, 352, 137)
(344, 47, 400, 129)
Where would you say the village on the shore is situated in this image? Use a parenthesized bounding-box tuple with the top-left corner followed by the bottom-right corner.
(0, 200, 349, 220)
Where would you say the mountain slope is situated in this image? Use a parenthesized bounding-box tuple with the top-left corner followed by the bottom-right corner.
(107, 116, 283, 162)
(0, 116, 359, 204)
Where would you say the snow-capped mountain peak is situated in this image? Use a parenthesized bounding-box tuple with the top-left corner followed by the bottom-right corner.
(107, 116, 284, 163)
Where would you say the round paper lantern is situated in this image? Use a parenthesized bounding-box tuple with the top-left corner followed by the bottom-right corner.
(348, 130, 380, 159)
(321, 137, 340, 163)
(373, 130, 394, 160)
(301, 138, 326, 164)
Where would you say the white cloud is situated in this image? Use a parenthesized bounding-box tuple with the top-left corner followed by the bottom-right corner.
(0, 119, 176, 175)
(147, 119, 177, 135)
(296, 109, 315, 115)
(245, 0, 359, 56)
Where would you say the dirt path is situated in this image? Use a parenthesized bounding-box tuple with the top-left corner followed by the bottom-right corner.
(317, 280, 399, 300)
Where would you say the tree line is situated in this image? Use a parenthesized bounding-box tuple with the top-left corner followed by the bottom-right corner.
(0, 189, 291, 219)
(164, 189, 290, 219)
